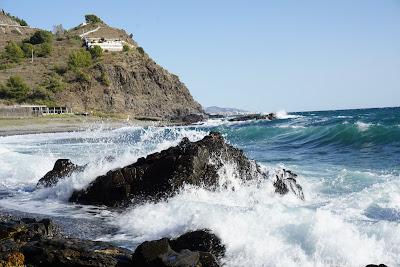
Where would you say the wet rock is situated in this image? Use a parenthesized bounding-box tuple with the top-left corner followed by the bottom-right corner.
(228, 113, 276, 122)
(170, 229, 225, 260)
(0, 217, 132, 267)
(178, 113, 206, 125)
(70, 132, 262, 207)
(273, 169, 304, 200)
(0, 218, 58, 242)
(21, 238, 132, 267)
(132, 231, 223, 267)
(37, 159, 85, 188)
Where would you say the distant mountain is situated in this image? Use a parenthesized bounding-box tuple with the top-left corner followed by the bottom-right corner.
(205, 106, 248, 115)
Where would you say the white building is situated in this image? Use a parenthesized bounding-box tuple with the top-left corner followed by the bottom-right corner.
(85, 37, 124, 52)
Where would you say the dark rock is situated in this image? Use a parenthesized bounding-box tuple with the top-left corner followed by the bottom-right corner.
(365, 265, 388, 267)
(21, 238, 132, 267)
(37, 159, 85, 188)
(0, 217, 132, 267)
(131, 238, 201, 267)
(273, 169, 304, 200)
(0, 217, 58, 242)
(70, 132, 262, 207)
(132, 231, 222, 267)
(175, 113, 205, 125)
(170, 229, 225, 260)
(228, 113, 277, 122)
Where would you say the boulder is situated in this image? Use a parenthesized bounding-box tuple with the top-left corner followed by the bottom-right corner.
(273, 169, 304, 200)
(132, 229, 223, 267)
(170, 229, 225, 260)
(70, 132, 262, 207)
(37, 159, 85, 188)
(228, 113, 276, 122)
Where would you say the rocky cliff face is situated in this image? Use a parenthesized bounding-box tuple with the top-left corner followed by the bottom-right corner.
(64, 52, 203, 118)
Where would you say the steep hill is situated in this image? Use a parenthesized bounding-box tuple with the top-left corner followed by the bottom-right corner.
(0, 13, 203, 119)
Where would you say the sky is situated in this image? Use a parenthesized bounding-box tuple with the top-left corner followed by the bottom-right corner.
(2, 0, 400, 112)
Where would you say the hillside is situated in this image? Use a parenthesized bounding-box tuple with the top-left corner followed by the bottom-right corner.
(0, 13, 203, 119)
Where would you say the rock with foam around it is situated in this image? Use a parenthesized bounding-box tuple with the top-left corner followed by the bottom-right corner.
(70, 132, 262, 207)
(273, 168, 304, 200)
(36, 159, 85, 188)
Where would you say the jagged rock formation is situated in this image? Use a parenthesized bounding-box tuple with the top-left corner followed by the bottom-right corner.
(228, 113, 277, 122)
(69, 132, 262, 206)
(273, 169, 304, 200)
(132, 229, 224, 267)
(36, 132, 305, 207)
(37, 159, 85, 187)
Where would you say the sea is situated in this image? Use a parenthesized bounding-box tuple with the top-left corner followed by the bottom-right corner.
(0, 107, 399, 267)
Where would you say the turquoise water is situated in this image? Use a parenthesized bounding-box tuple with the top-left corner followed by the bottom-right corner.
(0, 107, 399, 266)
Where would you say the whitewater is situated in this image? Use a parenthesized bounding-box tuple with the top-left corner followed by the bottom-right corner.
(0, 107, 399, 266)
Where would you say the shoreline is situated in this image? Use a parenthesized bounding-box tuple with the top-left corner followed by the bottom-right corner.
(0, 116, 174, 136)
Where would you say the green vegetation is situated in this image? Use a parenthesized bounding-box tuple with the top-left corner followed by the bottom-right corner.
(0, 76, 30, 102)
(137, 47, 145, 55)
(68, 49, 93, 69)
(74, 69, 91, 83)
(89, 45, 103, 60)
(35, 42, 53, 57)
(42, 74, 66, 93)
(21, 43, 34, 57)
(29, 30, 53, 45)
(123, 44, 131, 52)
(3, 41, 24, 63)
(85, 14, 103, 24)
(100, 71, 110, 86)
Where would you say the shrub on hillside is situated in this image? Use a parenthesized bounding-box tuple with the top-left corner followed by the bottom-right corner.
(68, 49, 93, 69)
(85, 14, 102, 24)
(0, 76, 30, 102)
(137, 47, 145, 55)
(28, 86, 53, 100)
(89, 45, 103, 60)
(74, 69, 91, 83)
(4, 41, 25, 63)
(29, 30, 53, 45)
(43, 74, 66, 93)
(21, 43, 34, 57)
(100, 71, 110, 86)
(123, 44, 130, 52)
(36, 42, 53, 57)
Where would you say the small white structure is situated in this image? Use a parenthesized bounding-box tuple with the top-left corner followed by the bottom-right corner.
(85, 37, 124, 52)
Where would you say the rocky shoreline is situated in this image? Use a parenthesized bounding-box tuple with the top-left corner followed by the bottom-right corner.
(0, 132, 387, 267)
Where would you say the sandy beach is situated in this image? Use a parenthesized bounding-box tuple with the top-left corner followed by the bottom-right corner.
(0, 115, 165, 136)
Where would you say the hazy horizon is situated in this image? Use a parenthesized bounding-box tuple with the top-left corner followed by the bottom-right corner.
(2, 0, 400, 112)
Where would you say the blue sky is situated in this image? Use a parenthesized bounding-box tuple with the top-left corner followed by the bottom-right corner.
(2, 0, 400, 112)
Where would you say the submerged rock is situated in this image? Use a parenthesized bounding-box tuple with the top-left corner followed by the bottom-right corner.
(228, 113, 277, 122)
(70, 132, 262, 207)
(37, 159, 85, 188)
(273, 169, 304, 200)
(132, 229, 224, 267)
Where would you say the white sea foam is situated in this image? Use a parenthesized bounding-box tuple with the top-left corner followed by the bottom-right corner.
(275, 110, 303, 119)
(105, 165, 399, 267)
(356, 121, 372, 131)
(0, 125, 399, 267)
